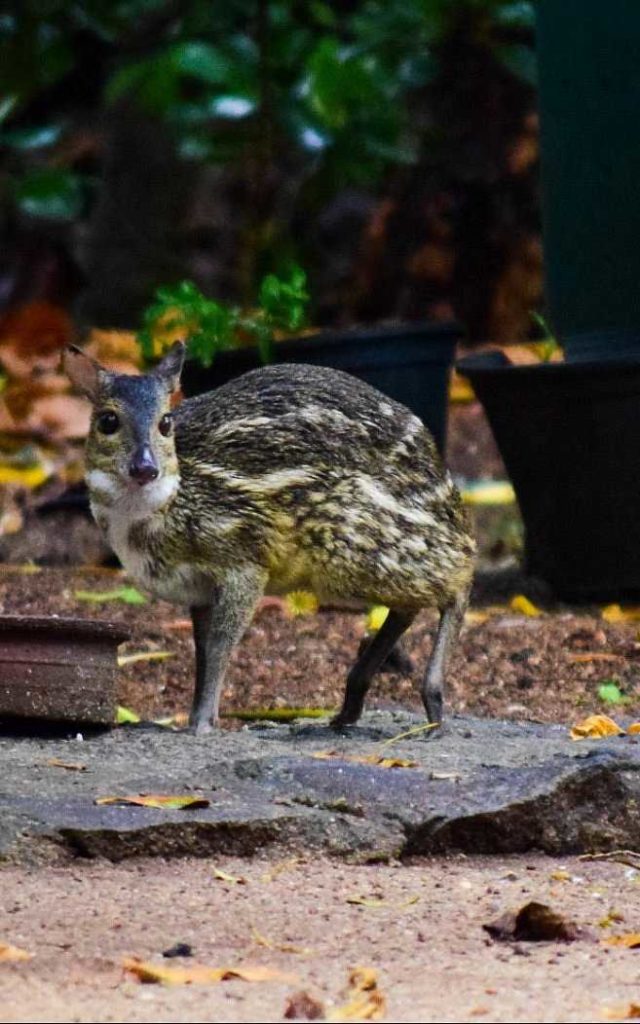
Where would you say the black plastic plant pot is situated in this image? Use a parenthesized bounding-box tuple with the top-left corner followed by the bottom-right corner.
(457, 350, 640, 602)
(180, 321, 460, 453)
(562, 329, 640, 364)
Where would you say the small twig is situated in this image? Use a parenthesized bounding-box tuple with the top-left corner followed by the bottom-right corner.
(378, 721, 440, 749)
(578, 849, 640, 869)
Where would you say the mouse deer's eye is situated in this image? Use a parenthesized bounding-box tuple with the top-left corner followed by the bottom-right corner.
(158, 413, 173, 437)
(96, 410, 120, 435)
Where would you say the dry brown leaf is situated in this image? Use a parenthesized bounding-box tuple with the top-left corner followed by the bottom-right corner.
(95, 793, 210, 810)
(603, 1003, 640, 1020)
(328, 967, 386, 1021)
(84, 329, 142, 374)
(602, 933, 640, 948)
(0, 943, 32, 963)
(311, 751, 417, 769)
(260, 857, 301, 883)
(284, 990, 325, 1020)
(251, 927, 312, 955)
(568, 652, 622, 664)
(123, 957, 295, 986)
(46, 758, 87, 772)
(0, 301, 72, 359)
(483, 901, 579, 942)
(569, 714, 625, 740)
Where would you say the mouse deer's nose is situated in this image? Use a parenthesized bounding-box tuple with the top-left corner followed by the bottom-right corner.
(129, 445, 159, 486)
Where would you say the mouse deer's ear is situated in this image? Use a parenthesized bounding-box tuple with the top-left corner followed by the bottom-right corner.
(62, 346, 106, 401)
(153, 340, 185, 393)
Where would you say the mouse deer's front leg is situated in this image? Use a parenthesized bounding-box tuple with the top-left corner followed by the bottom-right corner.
(189, 566, 267, 733)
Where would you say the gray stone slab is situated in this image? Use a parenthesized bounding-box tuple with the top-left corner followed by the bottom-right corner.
(1, 712, 639, 862)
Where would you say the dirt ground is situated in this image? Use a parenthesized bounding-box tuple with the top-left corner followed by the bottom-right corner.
(1, 853, 639, 1023)
(0, 564, 638, 729)
(2, 399, 640, 1023)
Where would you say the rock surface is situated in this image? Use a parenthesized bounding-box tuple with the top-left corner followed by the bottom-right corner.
(1, 712, 639, 863)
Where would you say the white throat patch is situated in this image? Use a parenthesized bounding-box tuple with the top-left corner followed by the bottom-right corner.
(87, 470, 179, 521)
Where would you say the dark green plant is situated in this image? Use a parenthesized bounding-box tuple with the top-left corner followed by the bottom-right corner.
(1, 1, 536, 222)
(138, 267, 309, 367)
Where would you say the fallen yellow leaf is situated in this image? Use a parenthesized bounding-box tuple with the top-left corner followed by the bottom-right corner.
(115, 705, 141, 725)
(153, 712, 189, 729)
(213, 867, 247, 885)
(328, 967, 386, 1021)
(449, 373, 475, 404)
(569, 715, 625, 740)
(628, 723, 640, 734)
(0, 462, 50, 488)
(260, 857, 301, 883)
(251, 927, 312, 955)
(461, 481, 516, 506)
(549, 870, 571, 882)
(123, 957, 295, 986)
(224, 707, 330, 723)
(346, 895, 420, 909)
(117, 650, 174, 667)
(509, 594, 541, 617)
(366, 605, 389, 633)
(0, 943, 32, 962)
(602, 933, 640, 948)
(464, 609, 491, 625)
(602, 604, 640, 624)
(284, 590, 319, 617)
(95, 793, 210, 810)
(599, 910, 625, 929)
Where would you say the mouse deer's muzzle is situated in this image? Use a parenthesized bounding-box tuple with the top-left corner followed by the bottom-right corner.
(129, 444, 159, 486)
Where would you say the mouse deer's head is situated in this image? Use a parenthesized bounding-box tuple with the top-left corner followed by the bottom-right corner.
(64, 342, 185, 507)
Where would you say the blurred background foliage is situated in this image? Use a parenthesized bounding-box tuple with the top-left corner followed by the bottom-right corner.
(0, 0, 540, 338)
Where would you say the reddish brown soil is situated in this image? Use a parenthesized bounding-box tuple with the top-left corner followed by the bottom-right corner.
(0, 566, 638, 728)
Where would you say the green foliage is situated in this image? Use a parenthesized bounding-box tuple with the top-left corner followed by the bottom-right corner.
(0, 0, 537, 225)
(13, 168, 84, 221)
(74, 585, 147, 605)
(138, 268, 309, 368)
(0, 0, 537, 313)
(597, 680, 630, 706)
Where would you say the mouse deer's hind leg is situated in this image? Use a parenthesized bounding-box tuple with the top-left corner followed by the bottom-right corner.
(331, 609, 416, 729)
(421, 589, 468, 726)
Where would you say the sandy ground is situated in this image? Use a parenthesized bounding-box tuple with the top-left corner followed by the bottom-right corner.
(0, 853, 639, 1023)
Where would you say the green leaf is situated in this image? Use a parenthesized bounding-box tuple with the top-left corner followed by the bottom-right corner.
(74, 586, 147, 605)
(169, 41, 233, 85)
(210, 95, 256, 119)
(496, 43, 538, 87)
(2, 124, 62, 150)
(0, 96, 18, 124)
(116, 705, 141, 725)
(14, 168, 83, 221)
(597, 681, 628, 706)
